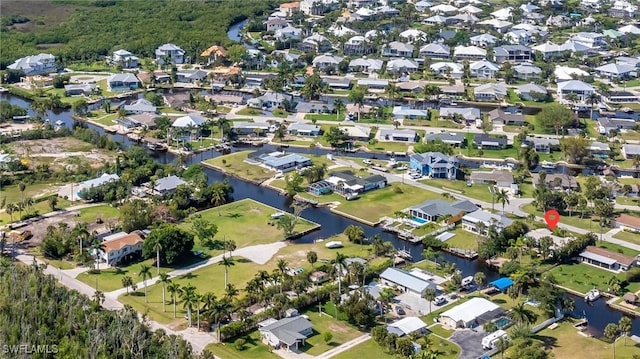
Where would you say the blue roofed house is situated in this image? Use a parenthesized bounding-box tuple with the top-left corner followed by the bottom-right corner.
(379, 267, 437, 297)
(408, 199, 479, 222)
(288, 123, 322, 136)
(259, 316, 313, 351)
(489, 277, 514, 292)
(107, 73, 140, 92)
(409, 152, 459, 179)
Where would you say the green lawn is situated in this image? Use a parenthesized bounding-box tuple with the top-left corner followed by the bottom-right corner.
(271, 109, 289, 118)
(419, 178, 492, 202)
(182, 199, 319, 257)
(203, 151, 275, 183)
(0, 182, 61, 204)
(363, 141, 411, 153)
(547, 262, 640, 295)
(613, 230, 640, 246)
(522, 203, 601, 231)
(0, 197, 71, 224)
(407, 118, 464, 129)
(235, 108, 263, 116)
(300, 311, 364, 356)
(428, 324, 454, 338)
(90, 113, 120, 127)
(77, 258, 175, 292)
(305, 113, 342, 122)
(442, 229, 481, 251)
(596, 241, 639, 259)
(76, 204, 120, 223)
(206, 330, 277, 359)
(331, 339, 395, 359)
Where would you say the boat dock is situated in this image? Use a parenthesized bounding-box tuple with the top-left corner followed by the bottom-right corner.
(380, 219, 424, 243)
(445, 247, 478, 260)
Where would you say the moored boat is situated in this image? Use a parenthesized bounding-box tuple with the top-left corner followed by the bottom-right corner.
(324, 241, 344, 249)
(584, 288, 601, 302)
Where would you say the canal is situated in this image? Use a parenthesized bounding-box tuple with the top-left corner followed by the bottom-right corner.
(3, 91, 640, 338)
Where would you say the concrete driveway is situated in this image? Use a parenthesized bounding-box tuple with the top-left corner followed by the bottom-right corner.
(449, 329, 487, 359)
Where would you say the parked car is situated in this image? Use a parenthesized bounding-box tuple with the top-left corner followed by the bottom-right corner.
(395, 306, 406, 315)
(363, 159, 373, 165)
(434, 296, 447, 306)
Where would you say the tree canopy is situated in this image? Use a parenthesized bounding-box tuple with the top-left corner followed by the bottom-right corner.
(143, 224, 195, 265)
(536, 104, 575, 135)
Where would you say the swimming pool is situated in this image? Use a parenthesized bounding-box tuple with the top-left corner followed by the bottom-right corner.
(412, 217, 427, 224)
(494, 317, 513, 329)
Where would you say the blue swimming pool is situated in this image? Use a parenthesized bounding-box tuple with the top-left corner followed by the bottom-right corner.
(412, 217, 427, 224)
(494, 317, 513, 329)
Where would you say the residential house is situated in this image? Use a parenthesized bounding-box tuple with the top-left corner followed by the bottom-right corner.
(288, 123, 322, 136)
(414, 0, 433, 12)
(378, 128, 418, 142)
(619, 24, 640, 35)
(513, 63, 542, 80)
(424, 132, 465, 146)
(397, 81, 426, 94)
(96, 232, 144, 266)
(231, 122, 270, 136)
(546, 14, 571, 28)
(588, 141, 611, 158)
(382, 42, 414, 58)
(387, 317, 429, 337)
(400, 29, 427, 43)
(525, 136, 560, 153)
(266, 18, 289, 32)
(302, 34, 333, 53)
(419, 43, 450, 59)
(439, 107, 480, 122)
(504, 29, 533, 45)
(462, 210, 514, 234)
(469, 60, 499, 79)
(515, 83, 548, 101)
(568, 32, 606, 49)
(430, 62, 464, 78)
(343, 36, 373, 56)
(248, 151, 312, 172)
(447, 13, 479, 26)
(470, 170, 517, 194)
(532, 42, 572, 61)
(616, 214, 640, 233)
(176, 69, 208, 84)
(357, 78, 389, 90)
(525, 228, 575, 252)
(379, 268, 437, 297)
(280, 1, 300, 15)
(610, 1, 639, 18)
(423, 14, 448, 26)
(312, 53, 343, 71)
(474, 83, 507, 101)
(531, 172, 579, 190)
(556, 80, 594, 102)
(469, 34, 498, 48)
(473, 134, 507, 149)
(488, 109, 526, 126)
(348, 57, 383, 73)
(300, 0, 336, 15)
(7, 53, 56, 75)
(409, 152, 459, 179)
(622, 144, 640, 159)
(594, 63, 637, 80)
(339, 125, 371, 141)
(493, 45, 533, 63)
(106, 73, 140, 92)
(387, 58, 419, 74)
(598, 118, 637, 134)
(453, 46, 486, 60)
(274, 26, 302, 41)
(155, 43, 186, 65)
(579, 246, 637, 271)
(430, 4, 458, 14)
(408, 199, 478, 223)
(127, 113, 159, 129)
(323, 170, 387, 195)
(459, 4, 483, 14)
(392, 106, 429, 119)
(309, 271, 330, 283)
(163, 92, 190, 109)
(151, 175, 187, 195)
(124, 99, 157, 114)
(603, 91, 640, 104)
(491, 7, 513, 20)
(76, 173, 120, 200)
(478, 18, 513, 33)
(439, 297, 504, 329)
(259, 317, 313, 351)
(328, 24, 357, 37)
(111, 49, 139, 68)
(200, 45, 228, 66)
(64, 84, 96, 96)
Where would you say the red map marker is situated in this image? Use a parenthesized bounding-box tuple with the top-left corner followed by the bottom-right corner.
(545, 210, 560, 230)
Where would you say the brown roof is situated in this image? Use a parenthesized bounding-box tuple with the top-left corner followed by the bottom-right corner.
(616, 214, 640, 230)
(102, 233, 143, 253)
(280, 1, 300, 8)
(201, 45, 228, 58)
(584, 246, 636, 266)
(623, 292, 638, 303)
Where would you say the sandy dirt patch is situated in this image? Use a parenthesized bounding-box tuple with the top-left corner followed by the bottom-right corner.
(16, 210, 110, 250)
(9, 137, 114, 170)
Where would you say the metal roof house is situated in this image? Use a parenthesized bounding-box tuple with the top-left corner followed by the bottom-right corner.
(259, 316, 313, 351)
(248, 151, 312, 173)
(579, 245, 637, 271)
(424, 132, 465, 146)
(378, 128, 418, 142)
(439, 297, 504, 328)
(107, 73, 140, 92)
(408, 199, 478, 222)
(152, 175, 186, 195)
(387, 317, 428, 337)
(77, 173, 120, 199)
(288, 123, 322, 137)
(124, 99, 157, 114)
(379, 267, 437, 296)
(7, 53, 56, 75)
(462, 210, 513, 235)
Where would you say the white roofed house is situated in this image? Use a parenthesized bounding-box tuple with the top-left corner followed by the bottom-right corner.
(387, 58, 419, 74)
(301, 34, 332, 53)
(453, 46, 486, 60)
(378, 128, 418, 142)
(339, 126, 371, 141)
(107, 73, 140, 92)
(477, 18, 513, 33)
(556, 80, 595, 103)
(419, 43, 450, 60)
(111, 49, 139, 69)
(513, 63, 542, 80)
(400, 29, 427, 43)
(439, 297, 504, 329)
(594, 63, 637, 80)
(568, 32, 607, 50)
(175, 69, 208, 84)
(423, 15, 447, 26)
(470, 170, 517, 194)
(430, 62, 464, 79)
(151, 175, 187, 196)
(312, 53, 343, 72)
(343, 36, 374, 56)
(348, 57, 383, 73)
(430, 4, 458, 14)
(124, 99, 157, 115)
(439, 107, 481, 122)
(619, 24, 640, 35)
(95, 232, 145, 267)
(379, 267, 437, 297)
(274, 25, 302, 41)
(7, 53, 56, 75)
(259, 316, 313, 351)
(155, 43, 186, 65)
(609, 0, 638, 18)
(382, 41, 414, 58)
(171, 114, 207, 143)
(622, 144, 640, 159)
(532, 42, 567, 61)
(414, 0, 433, 12)
(504, 29, 533, 46)
(288, 123, 322, 137)
(469, 60, 499, 79)
(231, 122, 271, 136)
(491, 7, 513, 21)
(474, 83, 507, 101)
(328, 24, 357, 37)
(493, 45, 533, 64)
(469, 34, 498, 48)
(462, 210, 513, 235)
(76, 173, 120, 200)
(515, 83, 548, 101)
(554, 65, 589, 81)
(266, 18, 289, 32)
(387, 317, 429, 337)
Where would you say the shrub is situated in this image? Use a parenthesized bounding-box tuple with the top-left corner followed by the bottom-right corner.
(626, 268, 640, 283)
(484, 322, 498, 333)
(393, 186, 403, 194)
(323, 332, 333, 344)
(234, 338, 246, 351)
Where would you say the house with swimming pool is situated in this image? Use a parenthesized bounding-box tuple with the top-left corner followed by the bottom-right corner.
(247, 151, 312, 173)
(409, 152, 459, 179)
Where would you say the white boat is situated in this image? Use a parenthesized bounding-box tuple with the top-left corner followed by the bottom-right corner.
(271, 211, 286, 219)
(325, 241, 344, 249)
(584, 289, 601, 302)
(540, 161, 556, 169)
(0, 87, 8, 93)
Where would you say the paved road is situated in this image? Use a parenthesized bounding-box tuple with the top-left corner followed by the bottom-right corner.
(449, 330, 486, 359)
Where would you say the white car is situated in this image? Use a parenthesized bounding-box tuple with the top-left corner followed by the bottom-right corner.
(434, 296, 447, 306)
(363, 159, 373, 165)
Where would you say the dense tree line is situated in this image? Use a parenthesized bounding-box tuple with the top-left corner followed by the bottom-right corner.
(1, 0, 278, 68)
(0, 260, 213, 359)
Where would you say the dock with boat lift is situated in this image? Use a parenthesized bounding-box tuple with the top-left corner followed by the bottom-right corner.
(444, 247, 478, 260)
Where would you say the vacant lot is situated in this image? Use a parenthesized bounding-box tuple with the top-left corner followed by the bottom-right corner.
(9, 137, 114, 171)
(1, 0, 78, 31)
(547, 262, 640, 295)
(301, 311, 363, 356)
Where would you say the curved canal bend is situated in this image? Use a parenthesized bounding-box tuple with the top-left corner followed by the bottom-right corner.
(2, 94, 639, 338)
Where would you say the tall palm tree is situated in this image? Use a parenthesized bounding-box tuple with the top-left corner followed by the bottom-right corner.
(225, 283, 239, 301)
(333, 252, 348, 297)
(153, 240, 163, 275)
(307, 250, 318, 269)
(180, 284, 197, 327)
(217, 117, 231, 140)
(167, 282, 181, 318)
(158, 273, 171, 312)
(93, 289, 105, 304)
(604, 323, 619, 359)
(378, 287, 395, 323)
(510, 302, 537, 325)
(121, 276, 134, 294)
(138, 264, 152, 303)
(211, 186, 227, 216)
(194, 292, 202, 330)
(423, 287, 436, 314)
(495, 188, 510, 215)
(219, 255, 235, 288)
(277, 258, 289, 294)
(372, 234, 385, 257)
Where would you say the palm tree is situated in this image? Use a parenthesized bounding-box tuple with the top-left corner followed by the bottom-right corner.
(510, 302, 537, 325)
(121, 275, 134, 294)
(153, 240, 162, 275)
(158, 273, 171, 312)
(307, 250, 318, 269)
(180, 284, 197, 327)
(618, 316, 632, 346)
(423, 287, 436, 314)
(277, 258, 289, 294)
(372, 234, 385, 257)
(93, 289, 105, 304)
(211, 185, 227, 216)
(194, 292, 202, 330)
(604, 323, 620, 359)
(474, 272, 486, 289)
(5, 203, 16, 222)
(496, 336, 509, 359)
(378, 287, 395, 323)
(495, 188, 510, 215)
(587, 92, 599, 121)
(225, 283, 239, 300)
(333, 252, 347, 297)
(138, 264, 152, 303)
(224, 240, 236, 258)
(217, 117, 231, 140)
(219, 255, 235, 288)
(167, 282, 181, 318)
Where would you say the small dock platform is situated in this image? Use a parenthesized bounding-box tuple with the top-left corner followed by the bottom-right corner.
(445, 248, 478, 260)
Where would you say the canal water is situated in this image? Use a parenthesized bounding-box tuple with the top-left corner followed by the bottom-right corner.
(3, 91, 640, 338)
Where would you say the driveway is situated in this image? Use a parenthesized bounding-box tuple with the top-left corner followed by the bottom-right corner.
(449, 329, 487, 359)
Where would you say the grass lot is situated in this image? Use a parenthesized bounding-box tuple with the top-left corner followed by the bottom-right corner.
(523, 318, 640, 359)
(206, 330, 277, 359)
(522, 203, 601, 230)
(620, 130, 640, 141)
(596, 241, 639, 259)
(613, 230, 640, 246)
(236, 108, 263, 116)
(616, 197, 640, 206)
(443, 229, 481, 251)
(488, 293, 551, 326)
(76, 204, 120, 223)
(91, 113, 119, 127)
(547, 262, 640, 295)
(419, 178, 535, 203)
(429, 324, 454, 338)
(305, 113, 342, 122)
(0, 182, 60, 204)
(332, 339, 395, 359)
(77, 258, 176, 292)
(301, 311, 363, 356)
(183, 199, 319, 257)
(271, 109, 289, 118)
(0, 198, 71, 224)
(363, 141, 411, 153)
(204, 151, 275, 183)
(407, 118, 464, 129)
